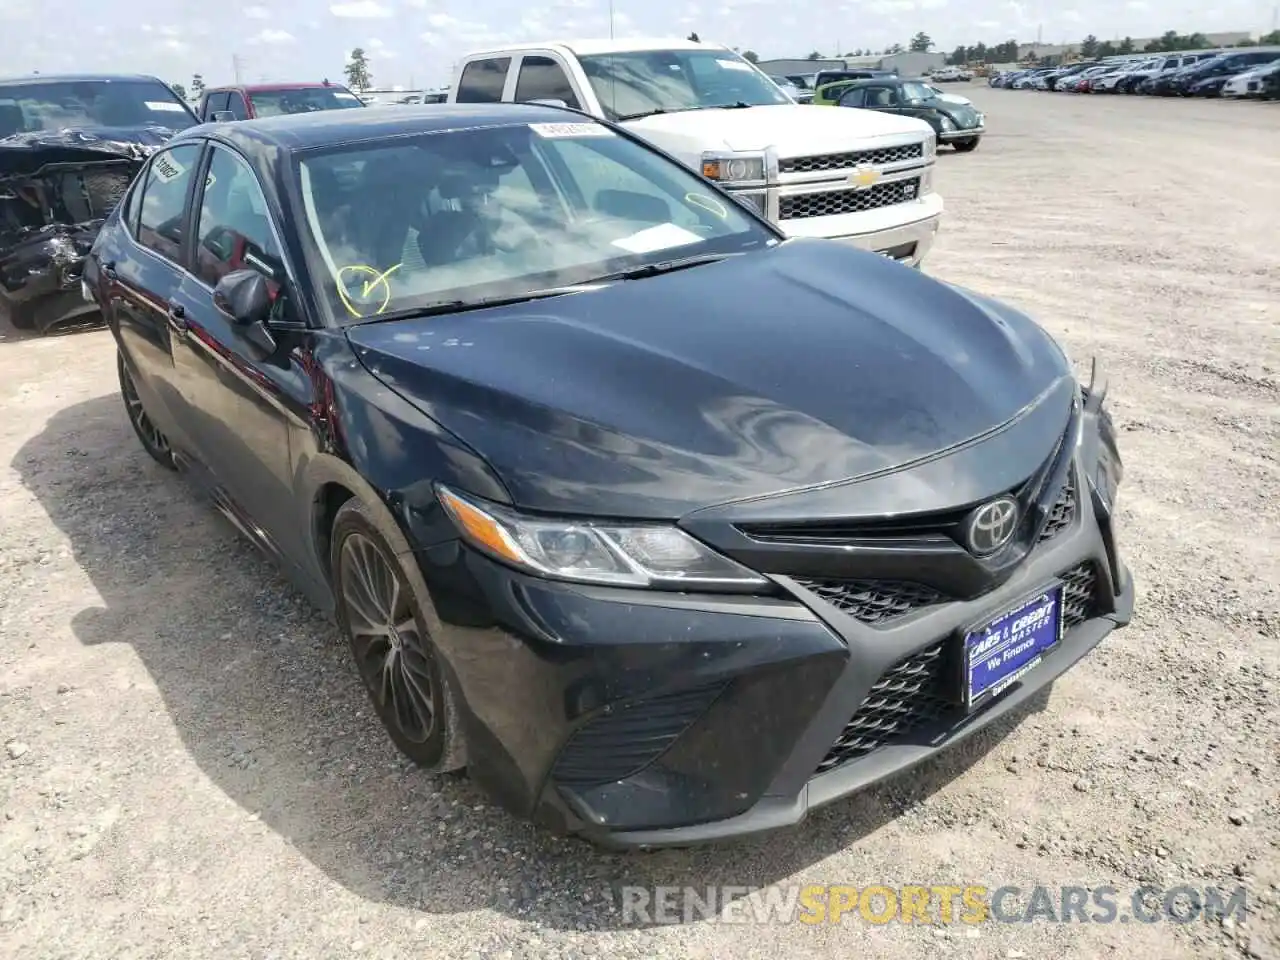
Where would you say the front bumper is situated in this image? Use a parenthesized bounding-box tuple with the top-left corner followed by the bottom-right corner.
(418, 435, 1132, 847)
(778, 192, 944, 267)
(939, 124, 984, 141)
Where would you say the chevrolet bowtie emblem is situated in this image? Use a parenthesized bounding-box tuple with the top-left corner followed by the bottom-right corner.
(849, 164, 880, 189)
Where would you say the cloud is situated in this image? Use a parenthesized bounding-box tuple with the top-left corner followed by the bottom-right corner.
(249, 28, 296, 44)
(425, 12, 458, 27)
(329, 0, 392, 17)
(366, 37, 398, 57)
(1061, 9, 1081, 21)
(243, 5, 271, 18)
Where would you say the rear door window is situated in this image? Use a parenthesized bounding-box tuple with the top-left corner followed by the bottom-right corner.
(514, 55, 581, 108)
(203, 92, 229, 120)
(135, 143, 202, 263)
(456, 58, 511, 102)
(228, 92, 250, 119)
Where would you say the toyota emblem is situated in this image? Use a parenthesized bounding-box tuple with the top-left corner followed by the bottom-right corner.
(965, 497, 1019, 555)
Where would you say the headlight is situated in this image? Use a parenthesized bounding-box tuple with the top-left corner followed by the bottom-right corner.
(700, 151, 767, 186)
(939, 115, 956, 131)
(437, 485, 769, 590)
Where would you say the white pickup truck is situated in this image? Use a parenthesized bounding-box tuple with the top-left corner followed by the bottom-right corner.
(447, 38, 944, 267)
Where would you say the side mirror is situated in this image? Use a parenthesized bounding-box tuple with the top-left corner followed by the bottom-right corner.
(214, 269, 272, 326)
(214, 270, 278, 358)
(211, 111, 235, 123)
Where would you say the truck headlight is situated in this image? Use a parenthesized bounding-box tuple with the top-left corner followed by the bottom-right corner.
(701, 151, 768, 186)
(437, 485, 768, 591)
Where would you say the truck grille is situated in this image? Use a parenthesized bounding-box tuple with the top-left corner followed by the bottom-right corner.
(780, 178, 920, 220)
(814, 561, 1100, 774)
(795, 578, 946, 626)
(779, 143, 924, 174)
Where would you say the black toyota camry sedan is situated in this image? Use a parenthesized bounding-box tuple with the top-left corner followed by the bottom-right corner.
(84, 103, 1132, 847)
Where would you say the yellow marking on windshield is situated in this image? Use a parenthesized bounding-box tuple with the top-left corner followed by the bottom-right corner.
(336, 263, 402, 318)
(686, 192, 729, 219)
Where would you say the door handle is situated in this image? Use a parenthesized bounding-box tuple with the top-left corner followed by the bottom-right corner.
(167, 300, 188, 332)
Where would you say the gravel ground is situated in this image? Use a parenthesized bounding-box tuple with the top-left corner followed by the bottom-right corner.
(1, 88, 1277, 960)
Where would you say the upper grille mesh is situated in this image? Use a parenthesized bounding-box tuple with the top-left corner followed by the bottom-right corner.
(797, 578, 945, 626)
(779, 143, 924, 174)
(1038, 475, 1077, 543)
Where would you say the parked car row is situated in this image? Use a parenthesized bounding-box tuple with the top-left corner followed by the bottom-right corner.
(990, 48, 1280, 99)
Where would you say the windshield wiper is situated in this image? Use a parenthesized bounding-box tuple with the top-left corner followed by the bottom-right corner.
(360, 285, 592, 323)
(614, 101, 757, 121)
(589, 252, 735, 282)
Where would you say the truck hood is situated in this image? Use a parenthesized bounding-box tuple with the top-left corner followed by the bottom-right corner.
(345, 240, 1072, 519)
(624, 103, 933, 155)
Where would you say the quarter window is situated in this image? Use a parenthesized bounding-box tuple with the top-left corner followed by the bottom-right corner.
(514, 56, 581, 108)
(203, 92, 230, 120)
(228, 93, 250, 120)
(456, 58, 511, 102)
(135, 143, 201, 262)
(193, 145, 283, 292)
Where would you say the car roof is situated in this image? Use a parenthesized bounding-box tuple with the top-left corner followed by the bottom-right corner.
(205, 83, 349, 93)
(179, 102, 603, 156)
(466, 37, 717, 57)
(0, 72, 168, 86)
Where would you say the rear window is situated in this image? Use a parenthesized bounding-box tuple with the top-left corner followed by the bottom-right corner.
(0, 78, 197, 134)
(248, 86, 364, 116)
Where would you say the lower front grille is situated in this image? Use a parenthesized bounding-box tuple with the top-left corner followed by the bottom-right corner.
(796, 578, 946, 626)
(815, 642, 951, 772)
(780, 178, 920, 220)
(551, 681, 726, 786)
(814, 561, 1102, 775)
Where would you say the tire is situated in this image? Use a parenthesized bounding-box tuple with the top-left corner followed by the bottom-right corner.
(1, 299, 36, 330)
(117, 351, 177, 470)
(953, 138, 980, 153)
(330, 498, 467, 773)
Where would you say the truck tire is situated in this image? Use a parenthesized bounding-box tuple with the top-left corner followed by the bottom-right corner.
(1, 299, 36, 331)
(953, 138, 980, 152)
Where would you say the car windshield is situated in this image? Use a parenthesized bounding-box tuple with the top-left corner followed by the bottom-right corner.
(248, 86, 364, 117)
(577, 49, 791, 121)
(0, 79, 196, 136)
(295, 120, 776, 325)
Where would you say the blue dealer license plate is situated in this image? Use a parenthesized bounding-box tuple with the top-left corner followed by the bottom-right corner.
(964, 585, 1062, 708)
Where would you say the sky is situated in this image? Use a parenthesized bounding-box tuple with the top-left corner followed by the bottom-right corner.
(2, 0, 1276, 90)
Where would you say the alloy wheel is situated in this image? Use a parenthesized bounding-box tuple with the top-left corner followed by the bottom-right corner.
(120, 362, 171, 457)
(339, 532, 436, 743)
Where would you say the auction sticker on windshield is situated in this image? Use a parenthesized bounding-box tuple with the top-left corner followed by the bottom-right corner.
(611, 223, 703, 255)
(529, 123, 615, 138)
(146, 101, 190, 112)
(716, 59, 754, 71)
(964, 585, 1063, 708)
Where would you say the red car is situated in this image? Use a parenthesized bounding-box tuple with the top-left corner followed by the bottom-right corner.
(195, 81, 364, 122)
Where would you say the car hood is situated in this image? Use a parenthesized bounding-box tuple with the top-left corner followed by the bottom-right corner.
(0, 125, 179, 178)
(346, 240, 1073, 519)
(623, 103, 933, 154)
(933, 91, 973, 104)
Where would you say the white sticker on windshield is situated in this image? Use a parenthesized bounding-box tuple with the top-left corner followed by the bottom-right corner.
(151, 151, 187, 183)
(611, 222, 703, 255)
(716, 58, 754, 72)
(146, 100, 189, 112)
(529, 122, 615, 138)
(334, 92, 360, 100)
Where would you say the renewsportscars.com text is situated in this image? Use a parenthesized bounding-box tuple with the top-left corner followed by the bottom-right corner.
(618, 884, 1248, 926)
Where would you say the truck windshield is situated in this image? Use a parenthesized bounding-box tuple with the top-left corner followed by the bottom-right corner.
(248, 86, 364, 116)
(0, 79, 196, 136)
(577, 50, 791, 121)
(295, 120, 776, 325)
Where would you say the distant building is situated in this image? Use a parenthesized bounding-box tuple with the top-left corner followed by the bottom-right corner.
(757, 51, 946, 79)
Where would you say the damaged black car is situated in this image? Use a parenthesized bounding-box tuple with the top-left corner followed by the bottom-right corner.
(0, 74, 199, 334)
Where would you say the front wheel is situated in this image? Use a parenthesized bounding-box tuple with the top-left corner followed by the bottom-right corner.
(953, 138, 980, 152)
(331, 498, 467, 772)
(117, 352, 176, 470)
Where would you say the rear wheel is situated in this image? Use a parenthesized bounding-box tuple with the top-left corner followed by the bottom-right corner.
(117, 352, 176, 470)
(330, 498, 467, 772)
(953, 138, 980, 152)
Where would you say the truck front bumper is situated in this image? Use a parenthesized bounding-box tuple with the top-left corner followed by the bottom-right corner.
(777, 192, 945, 267)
